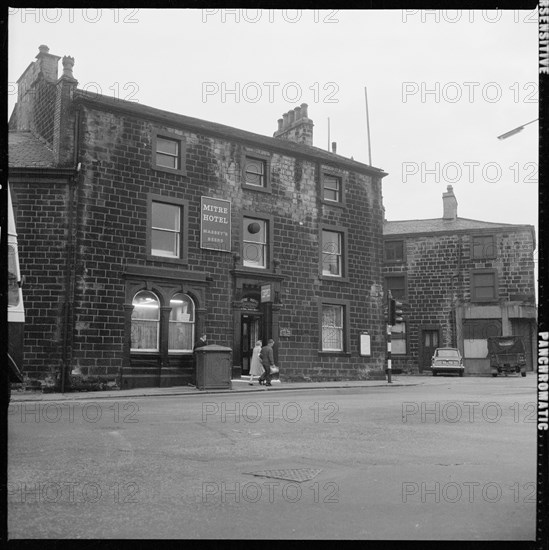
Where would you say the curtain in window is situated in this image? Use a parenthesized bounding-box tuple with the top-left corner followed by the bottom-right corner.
(131, 291, 160, 351)
(169, 293, 195, 351)
(322, 305, 343, 351)
(322, 231, 341, 276)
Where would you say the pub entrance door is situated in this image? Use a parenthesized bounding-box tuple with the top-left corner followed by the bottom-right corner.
(241, 314, 262, 376)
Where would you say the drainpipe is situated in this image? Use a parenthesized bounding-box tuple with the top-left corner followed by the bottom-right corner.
(451, 236, 463, 350)
(61, 109, 80, 393)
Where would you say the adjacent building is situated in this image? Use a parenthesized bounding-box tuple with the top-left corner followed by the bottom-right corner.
(383, 185, 537, 374)
(9, 45, 388, 389)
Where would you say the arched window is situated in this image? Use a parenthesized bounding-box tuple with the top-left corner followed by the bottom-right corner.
(131, 290, 160, 351)
(169, 293, 195, 352)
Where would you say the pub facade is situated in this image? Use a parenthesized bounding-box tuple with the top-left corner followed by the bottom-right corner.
(9, 46, 388, 388)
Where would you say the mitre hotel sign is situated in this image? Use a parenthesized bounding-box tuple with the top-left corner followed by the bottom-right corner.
(201, 196, 231, 252)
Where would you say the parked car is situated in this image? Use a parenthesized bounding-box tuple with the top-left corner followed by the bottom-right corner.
(430, 347, 464, 377)
(487, 336, 527, 377)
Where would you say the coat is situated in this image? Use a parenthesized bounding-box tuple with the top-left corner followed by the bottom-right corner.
(193, 338, 207, 351)
(249, 345, 264, 376)
(259, 345, 275, 367)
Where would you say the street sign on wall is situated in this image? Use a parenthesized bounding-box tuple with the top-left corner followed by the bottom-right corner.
(200, 196, 231, 252)
(261, 283, 273, 303)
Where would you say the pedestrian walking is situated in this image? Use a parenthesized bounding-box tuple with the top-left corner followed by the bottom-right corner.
(248, 340, 264, 385)
(258, 339, 276, 387)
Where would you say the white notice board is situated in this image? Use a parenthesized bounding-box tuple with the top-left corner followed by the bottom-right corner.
(359, 332, 371, 357)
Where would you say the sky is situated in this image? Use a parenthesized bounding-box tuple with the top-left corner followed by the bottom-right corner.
(8, 8, 539, 243)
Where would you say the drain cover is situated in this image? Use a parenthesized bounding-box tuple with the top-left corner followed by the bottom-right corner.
(243, 468, 322, 482)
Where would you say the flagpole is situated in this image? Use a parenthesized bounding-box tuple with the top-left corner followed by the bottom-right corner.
(364, 87, 372, 165)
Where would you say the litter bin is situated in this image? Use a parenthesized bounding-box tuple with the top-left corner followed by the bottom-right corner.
(195, 345, 232, 390)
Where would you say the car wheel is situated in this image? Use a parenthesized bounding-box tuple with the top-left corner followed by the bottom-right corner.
(432, 371, 437, 376)
(492, 373, 497, 377)
(521, 372, 526, 377)
(459, 371, 464, 377)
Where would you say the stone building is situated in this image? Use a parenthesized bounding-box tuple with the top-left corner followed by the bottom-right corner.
(383, 185, 537, 374)
(8, 45, 388, 389)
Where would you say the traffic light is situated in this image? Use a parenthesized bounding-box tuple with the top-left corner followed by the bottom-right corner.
(394, 300, 404, 323)
(388, 298, 404, 325)
(389, 298, 396, 325)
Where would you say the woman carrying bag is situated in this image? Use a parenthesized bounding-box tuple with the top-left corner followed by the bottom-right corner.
(248, 340, 264, 386)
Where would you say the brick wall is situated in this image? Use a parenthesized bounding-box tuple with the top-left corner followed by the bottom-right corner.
(384, 228, 536, 371)
(67, 103, 386, 380)
(10, 182, 70, 379)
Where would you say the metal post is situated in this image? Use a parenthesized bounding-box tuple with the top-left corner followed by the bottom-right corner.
(387, 324, 392, 383)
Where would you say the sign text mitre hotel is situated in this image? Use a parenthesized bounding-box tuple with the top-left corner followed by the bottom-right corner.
(201, 196, 231, 252)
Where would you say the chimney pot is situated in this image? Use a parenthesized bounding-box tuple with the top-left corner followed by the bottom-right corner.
(282, 113, 289, 128)
(62, 56, 75, 78)
(277, 118, 283, 131)
(288, 110, 295, 125)
(331, 142, 337, 154)
(294, 106, 301, 120)
(39, 45, 50, 53)
(300, 103, 308, 118)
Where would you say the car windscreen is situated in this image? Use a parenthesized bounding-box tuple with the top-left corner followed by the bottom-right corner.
(436, 349, 459, 358)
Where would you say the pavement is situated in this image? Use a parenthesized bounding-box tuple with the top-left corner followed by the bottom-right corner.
(9, 375, 425, 402)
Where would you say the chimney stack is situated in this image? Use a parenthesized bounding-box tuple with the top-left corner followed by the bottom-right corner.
(442, 185, 458, 220)
(273, 103, 314, 146)
(35, 44, 61, 82)
(53, 51, 78, 166)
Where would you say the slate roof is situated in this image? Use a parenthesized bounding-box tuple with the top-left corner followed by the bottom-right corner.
(384, 217, 533, 236)
(73, 91, 387, 177)
(8, 131, 55, 168)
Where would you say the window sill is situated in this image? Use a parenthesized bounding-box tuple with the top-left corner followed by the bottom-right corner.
(152, 165, 187, 177)
(319, 274, 349, 283)
(321, 198, 345, 208)
(242, 265, 269, 271)
(242, 183, 272, 194)
(318, 351, 351, 357)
